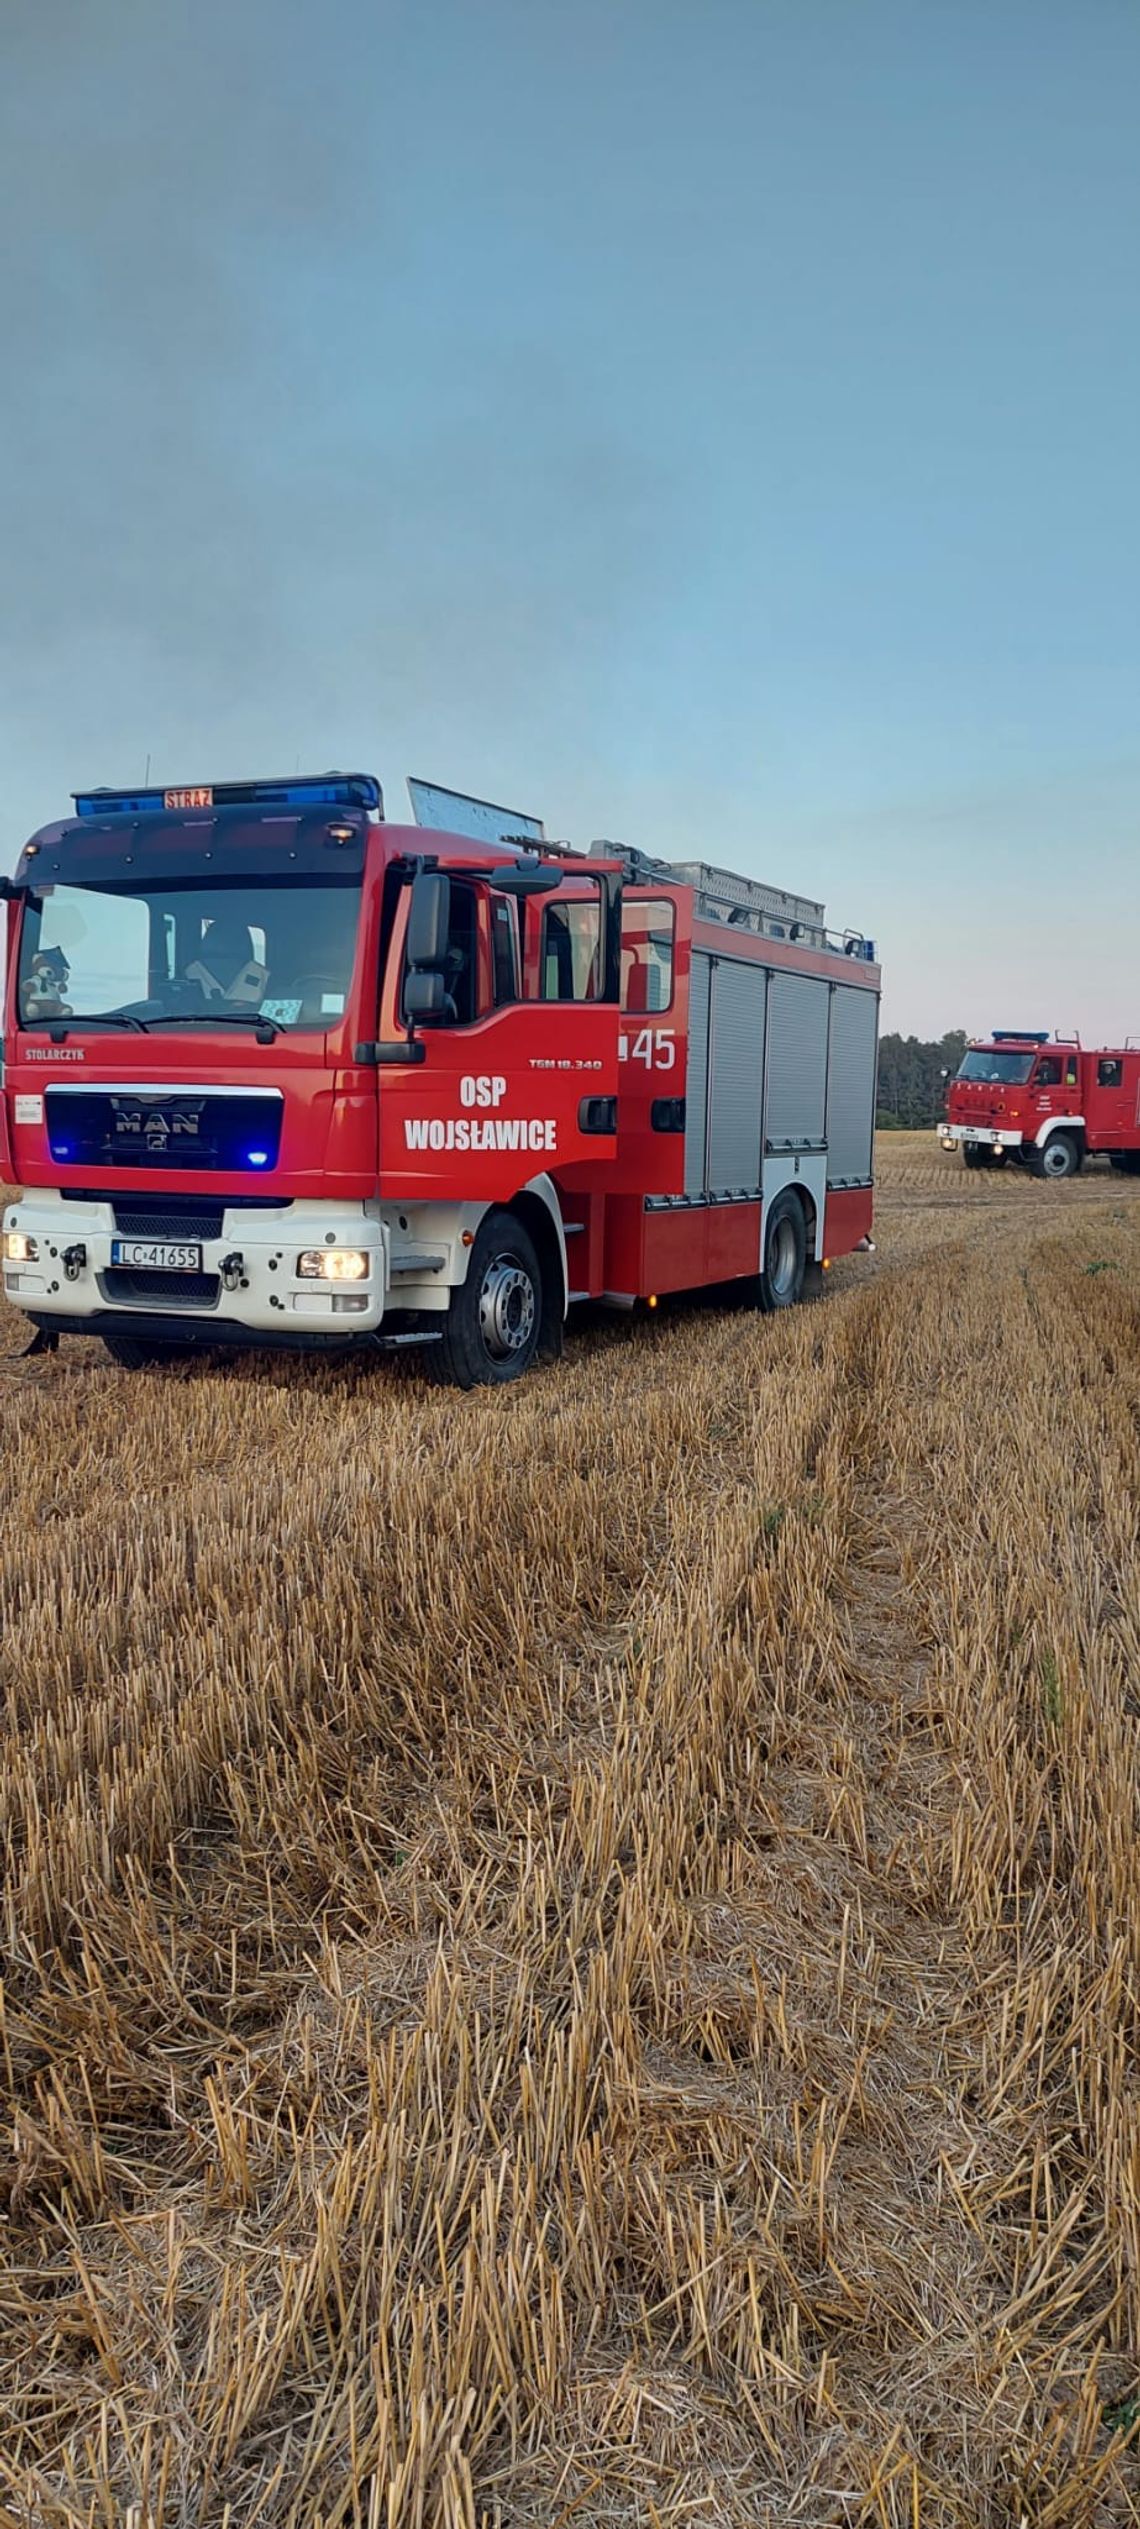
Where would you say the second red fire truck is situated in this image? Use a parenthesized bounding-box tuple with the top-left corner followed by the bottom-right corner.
(0, 774, 879, 1384)
(942, 1031, 1140, 1178)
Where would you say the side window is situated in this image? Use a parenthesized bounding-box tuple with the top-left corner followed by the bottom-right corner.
(540, 899, 600, 1001)
(490, 894, 519, 1006)
(1036, 1056, 1061, 1085)
(404, 880, 480, 1027)
(1065, 1056, 1078, 1088)
(621, 897, 675, 1014)
(1099, 1058, 1122, 1088)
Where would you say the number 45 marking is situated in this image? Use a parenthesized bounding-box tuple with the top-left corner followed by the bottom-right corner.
(625, 1028, 676, 1071)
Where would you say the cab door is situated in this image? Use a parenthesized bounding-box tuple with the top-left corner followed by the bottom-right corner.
(379, 869, 620, 1200)
(0, 898, 18, 1183)
(1029, 1049, 1078, 1134)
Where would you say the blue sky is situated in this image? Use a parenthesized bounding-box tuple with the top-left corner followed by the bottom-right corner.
(2, 0, 1138, 1036)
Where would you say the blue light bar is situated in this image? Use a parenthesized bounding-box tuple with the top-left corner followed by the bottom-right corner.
(72, 772, 383, 818)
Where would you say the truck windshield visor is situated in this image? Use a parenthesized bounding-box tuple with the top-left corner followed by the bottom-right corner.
(956, 1050, 1035, 1084)
(18, 871, 363, 1033)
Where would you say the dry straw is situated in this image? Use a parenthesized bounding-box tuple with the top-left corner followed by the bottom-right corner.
(0, 1136, 1138, 2523)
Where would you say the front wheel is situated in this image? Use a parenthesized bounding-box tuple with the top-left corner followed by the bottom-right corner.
(759, 1190, 807, 1313)
(1033, 1133, 1081, 1181)
(963, 1143, 983, 1169)
(430, 1210, 543, 1388)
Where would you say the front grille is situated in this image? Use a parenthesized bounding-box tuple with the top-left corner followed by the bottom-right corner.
(112, 1200, 226, 1240)
(45, 1089, 284, 1174)
(99, 1270, 220, 1309)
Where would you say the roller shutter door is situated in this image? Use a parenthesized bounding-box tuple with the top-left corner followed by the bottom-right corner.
(683, 951, 711, 1196)
(707, 958, 766, 1195)
(765, 971, 829, 1149)
(826, 984, 878, 1184)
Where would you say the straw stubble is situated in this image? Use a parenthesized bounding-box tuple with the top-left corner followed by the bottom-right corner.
(0, 1136, 1138, 2524)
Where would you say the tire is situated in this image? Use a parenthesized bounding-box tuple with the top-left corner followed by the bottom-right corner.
(102, 1333, 192, 1370)
(963, 1144, 982, 1169)
(1033, 1133, 1081, 1181)
(1110, 1152, 1140, 1175)
(430, 1209, 543, 1389)
(759, 1190, 807, 1313)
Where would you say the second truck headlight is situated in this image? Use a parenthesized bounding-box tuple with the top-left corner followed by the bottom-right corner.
(297, 1248, 370, 1282)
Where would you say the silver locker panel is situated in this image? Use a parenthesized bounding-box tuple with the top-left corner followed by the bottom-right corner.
(684, 950, 711, 1196)
(707, 958, 766, 1194)
(765, 971, 829, 1148)
(826, 983, 879, 1185)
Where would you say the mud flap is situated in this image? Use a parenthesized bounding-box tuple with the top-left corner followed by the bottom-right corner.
(23, 1326, 60, 1357)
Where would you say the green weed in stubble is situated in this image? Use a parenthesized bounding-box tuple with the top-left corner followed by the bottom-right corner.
(1041, 1649, 1063, 1727)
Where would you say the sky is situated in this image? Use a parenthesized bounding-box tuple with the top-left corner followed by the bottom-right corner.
(2, 0, 1138, 1038)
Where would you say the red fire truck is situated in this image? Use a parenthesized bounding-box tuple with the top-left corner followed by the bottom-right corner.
(941, 1031, 1140, 1178)
(0, 774, 879, 1385)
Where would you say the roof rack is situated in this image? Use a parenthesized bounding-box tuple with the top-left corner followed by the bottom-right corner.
(588, 840, 876, 961)
(666, 857, 826, 938)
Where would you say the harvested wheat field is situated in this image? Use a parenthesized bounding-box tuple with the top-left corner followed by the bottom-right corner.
(4, 1135, 1140, 2526)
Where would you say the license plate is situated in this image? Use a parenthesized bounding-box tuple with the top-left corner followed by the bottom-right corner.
(110, 1239, 203, 1271)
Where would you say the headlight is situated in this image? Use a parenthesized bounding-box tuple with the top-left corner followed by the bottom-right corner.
(297, 1248, 370, 1282)
(3, 1231, 37, 1263)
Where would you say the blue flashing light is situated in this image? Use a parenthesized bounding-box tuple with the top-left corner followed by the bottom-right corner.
(72, 772, 383, 819)
(52, 1143, 71, 1158)
(247, 1150, 270, 1168)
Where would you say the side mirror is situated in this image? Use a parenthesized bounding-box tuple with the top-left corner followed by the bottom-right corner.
(404, 969, 448, 1020)
(406, 870, 451, 969)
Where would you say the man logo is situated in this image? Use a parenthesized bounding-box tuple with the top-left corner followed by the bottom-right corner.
(114, 1107, 201, 1149)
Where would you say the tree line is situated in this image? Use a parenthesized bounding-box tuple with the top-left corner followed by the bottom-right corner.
(876, 1031, 967, 1130)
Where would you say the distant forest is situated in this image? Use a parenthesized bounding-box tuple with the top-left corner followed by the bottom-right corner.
(876, 1031, 967, 1130)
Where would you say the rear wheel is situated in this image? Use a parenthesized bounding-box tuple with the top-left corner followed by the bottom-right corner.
(1033, 1133, 1081, 1181)
(102, 1333, 193, 1370)
(1110, 1151, 1140, 1175)
(759, 1191, 807, 1313)
(430, 1209, 543, 1389)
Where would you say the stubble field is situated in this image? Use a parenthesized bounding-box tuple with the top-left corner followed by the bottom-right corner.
(2, 1135, 1140, 2526)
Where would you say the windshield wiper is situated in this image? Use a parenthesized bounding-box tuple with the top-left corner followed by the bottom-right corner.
(157, 1010, 280, 1042)
(45, 1010, 151, 1038)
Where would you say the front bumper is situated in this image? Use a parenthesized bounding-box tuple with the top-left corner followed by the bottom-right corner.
(939, 1124, 1024, 1150)
(2, 1194, 389, 1339)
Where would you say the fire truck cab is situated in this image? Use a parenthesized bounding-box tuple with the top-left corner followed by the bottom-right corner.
(0, 773, 880, 1384)
(941, 1032, 1140, 1179)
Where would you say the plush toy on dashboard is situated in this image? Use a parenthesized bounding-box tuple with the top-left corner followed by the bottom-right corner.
(21, 947, 73, 1021)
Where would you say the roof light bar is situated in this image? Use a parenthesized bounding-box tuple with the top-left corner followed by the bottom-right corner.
(72, 773, 383, 819)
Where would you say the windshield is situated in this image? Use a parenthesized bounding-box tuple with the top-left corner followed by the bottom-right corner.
(17, 877, 362, 1033)
(956, 1048, 1035, 1084)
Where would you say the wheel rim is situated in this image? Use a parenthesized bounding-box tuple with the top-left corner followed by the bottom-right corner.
(478, 1252, 537, 1359)
(767, 1215, 799, 1299)
(1043, 1142, 1071, 1177)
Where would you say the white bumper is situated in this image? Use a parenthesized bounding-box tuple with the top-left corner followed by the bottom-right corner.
(2, 1192, 390, 1336)
(939, 1123, 1023, 1150)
